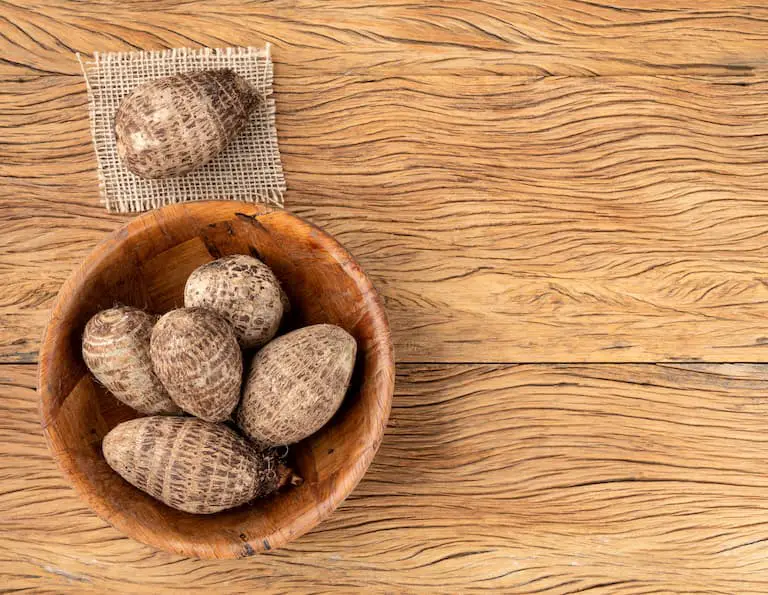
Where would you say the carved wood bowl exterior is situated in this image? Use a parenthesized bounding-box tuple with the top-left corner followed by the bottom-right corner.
(38, 201, 395, 559)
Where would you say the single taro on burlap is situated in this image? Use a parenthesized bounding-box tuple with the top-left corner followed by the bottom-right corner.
(115, 70, 259, 179)
(150, 308, 242, 422)
(103, 417, 292, 514)
(79, 46, 286, 213)
(237, 324, 357, 447)
(82, 306, 180, 415)
(184, 255, 285, 349)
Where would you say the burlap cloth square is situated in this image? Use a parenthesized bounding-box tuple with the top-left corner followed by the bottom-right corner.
(78, 45, 286, 213)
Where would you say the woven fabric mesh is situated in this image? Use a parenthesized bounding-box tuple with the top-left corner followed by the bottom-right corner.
(79, 45, 286, 213)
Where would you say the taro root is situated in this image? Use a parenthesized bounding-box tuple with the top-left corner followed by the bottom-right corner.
(103, 417, 300, 514)
(114, 69, 258, 179)
(184, 255, 285, 349)
(237, 324, 357, 446)
(82, 306, 180, 415)
(150, 307, 242, 422)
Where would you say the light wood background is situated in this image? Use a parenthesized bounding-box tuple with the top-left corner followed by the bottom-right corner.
(3, 1, 768, 592)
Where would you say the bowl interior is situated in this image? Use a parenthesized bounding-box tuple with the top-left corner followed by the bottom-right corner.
(38, 201, 394, 559)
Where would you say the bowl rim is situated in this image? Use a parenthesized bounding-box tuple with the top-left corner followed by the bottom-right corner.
(38, 201, 395, 558)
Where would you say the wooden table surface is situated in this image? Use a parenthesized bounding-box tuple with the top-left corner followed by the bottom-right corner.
(4, 1, 768, 592)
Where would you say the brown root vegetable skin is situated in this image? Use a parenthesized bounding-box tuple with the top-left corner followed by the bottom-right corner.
(82, 306, 180, 415)
(184, 255, 285, 349)
(103, 417, 298, 514)
(114, 69, 258, 179)
(237, 324, 357, 446)
(150, 308, 242, 422)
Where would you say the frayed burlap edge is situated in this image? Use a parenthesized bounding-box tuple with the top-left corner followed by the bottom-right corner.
(78, 45, 286, 213)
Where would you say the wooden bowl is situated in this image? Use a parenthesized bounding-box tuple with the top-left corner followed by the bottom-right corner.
(38, 201, 394, 559)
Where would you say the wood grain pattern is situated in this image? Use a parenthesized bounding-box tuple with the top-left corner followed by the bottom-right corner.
(7, 363, 768, 592)
(2, 1, 768, 77)
(5, 0, 768, 590)
(4, 74, 768, 362)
